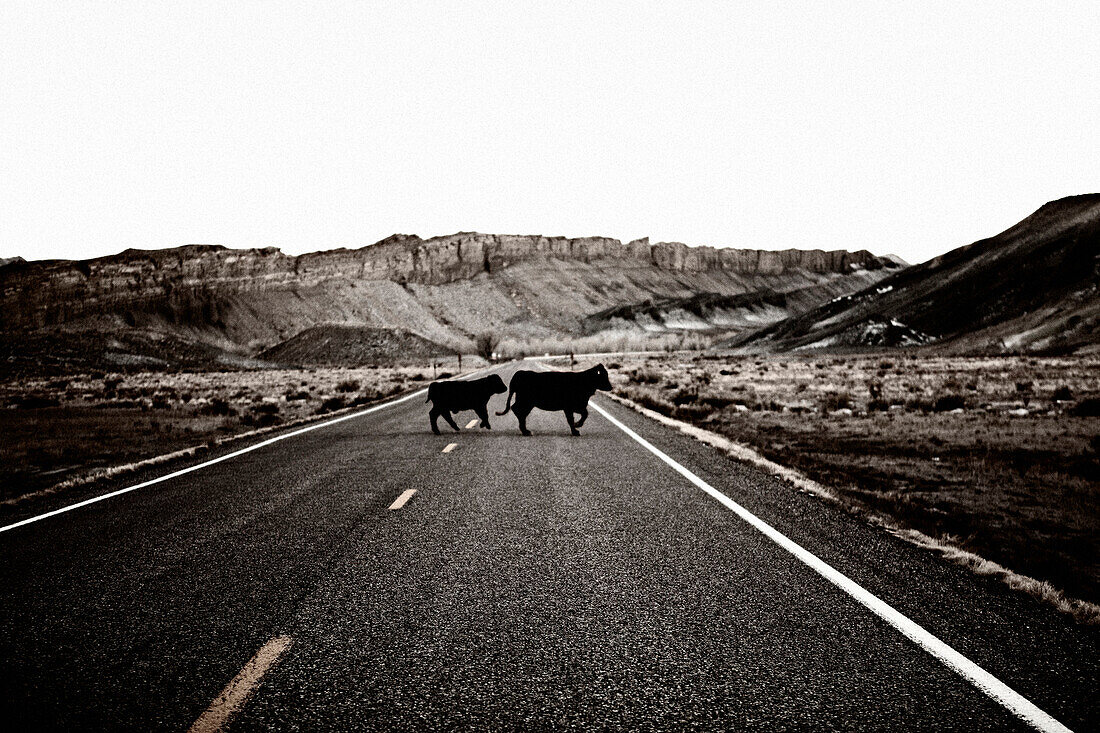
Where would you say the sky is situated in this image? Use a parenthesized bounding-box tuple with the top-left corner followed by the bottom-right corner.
(1, 1, 1097, 265)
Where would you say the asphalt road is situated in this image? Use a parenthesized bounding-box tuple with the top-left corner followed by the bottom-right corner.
(1, 361, 1096, 731)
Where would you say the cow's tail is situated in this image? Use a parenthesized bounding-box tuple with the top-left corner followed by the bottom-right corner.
(496, 381, 516, 415)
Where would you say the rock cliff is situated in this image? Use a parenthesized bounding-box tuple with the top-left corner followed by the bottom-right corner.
(0, 233, 902, 371)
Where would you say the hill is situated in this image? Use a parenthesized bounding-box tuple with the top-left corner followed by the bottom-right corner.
(258, 325, 455, 366)
(0, 233, 902, 374)
(724, 194, 1100, 355)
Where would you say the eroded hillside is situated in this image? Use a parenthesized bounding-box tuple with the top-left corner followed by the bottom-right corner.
(0, 233, 901, 373)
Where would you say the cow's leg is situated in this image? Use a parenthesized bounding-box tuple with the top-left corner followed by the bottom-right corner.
(475, 404, 491, 429)
(574, 405, 589, 428)
(514, 402, 533, 436)
(429, 406, 443, 435)
(564, 410, 580, 436)
(441, 409, 460, 432)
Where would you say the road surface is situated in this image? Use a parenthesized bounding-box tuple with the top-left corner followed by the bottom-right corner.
(0, 361, 1096, 730)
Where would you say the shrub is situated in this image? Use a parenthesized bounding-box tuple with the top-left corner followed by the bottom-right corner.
(17, 394, 60, 409)
(1070, 398, 1100, 417)
(700, 395, 737, 410)
(1052, 386, 1073, 402)
(201, 398, 235, 416)
(933, 394, 968, 412)
(905, 398, 934, 413)
(285, 389, 310, 401)
(318, 396, 346, 413)
(475, 332, 500, 361)
(671, 389, 698, 406)
(335, 379, 360, 393)
(630, 368, 661, 384)
(674, 403, 712, 421)
(819, 392, 852, 412)
(243, 407, 281, 428)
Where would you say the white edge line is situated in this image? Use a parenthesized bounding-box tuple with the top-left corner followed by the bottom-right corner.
(589, 400, 1071, 733)
(189, 634, 293, 733)
(1, 364, 501, 535)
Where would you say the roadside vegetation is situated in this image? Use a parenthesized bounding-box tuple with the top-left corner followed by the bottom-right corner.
(498, 331, 711, 358)
(596, 353, 1100, 608)
(0, 365, 455, 504)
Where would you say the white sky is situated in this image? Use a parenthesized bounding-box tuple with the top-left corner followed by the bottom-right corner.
(1, 1, 1097, 265)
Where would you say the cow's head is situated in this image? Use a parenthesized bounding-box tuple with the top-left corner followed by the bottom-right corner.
(590, 364, 612, 391)
(487, 374, 508, 394)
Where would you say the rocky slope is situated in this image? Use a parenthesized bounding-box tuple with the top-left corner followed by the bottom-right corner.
(724, 194, 1100, 355)
(0, 233, 902, 373)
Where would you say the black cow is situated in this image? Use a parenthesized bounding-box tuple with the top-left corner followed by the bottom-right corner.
(426, 374, 507, 434)
(496, 364, 612, 435)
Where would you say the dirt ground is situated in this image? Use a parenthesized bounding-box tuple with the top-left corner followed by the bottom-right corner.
(598, 353, 1100, 606)
(0, 364, 465, 502)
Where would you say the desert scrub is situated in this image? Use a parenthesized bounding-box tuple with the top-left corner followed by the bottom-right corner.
(599, 352, 1100, 608)
(0, 363, 443, 505)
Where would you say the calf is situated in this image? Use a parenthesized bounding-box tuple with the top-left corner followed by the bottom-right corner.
(426, 374, 507, 434)
(496, 364, 612, 435)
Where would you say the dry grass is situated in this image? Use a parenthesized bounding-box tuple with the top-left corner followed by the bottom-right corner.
(587, 353, 1100, 612)
(498, 331, 712, 359)
(0, 364, 457, 503)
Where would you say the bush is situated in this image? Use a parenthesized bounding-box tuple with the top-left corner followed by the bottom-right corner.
(475, 332, 500, 361)
(1052, 386, 1073, 402)
(905, 398, 934, 413)
(201, 398, 235, 416)
(630, 368, 662, 384)
(318, 396, 346, 413)
(700, 394, 737, 409)
(671, 389, 698, 406)
(933, 394, 967, 412)
(17, 394, 60, 409)
(1070, 398, 1100, 417)
(819, 392, 852, 412)
(243, 410, 281, 428)
(285, 389, 310, 401)
(335, 380, 360, 393)
(674, 403, 713, 421)
(253, 402, 281, 415)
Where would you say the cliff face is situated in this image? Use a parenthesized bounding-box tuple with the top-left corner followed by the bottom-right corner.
(0, 234, 893, 331)
(0, 232, 903, 372)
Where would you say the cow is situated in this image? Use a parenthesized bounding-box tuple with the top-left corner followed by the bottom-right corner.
(426, 374, 508, 434)
(496, 364, 612, 435)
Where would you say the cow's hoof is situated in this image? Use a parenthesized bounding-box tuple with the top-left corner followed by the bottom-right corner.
(570, 430, 580, 436)
(521, 430, 532, 436)
(482, 423, 491, 429)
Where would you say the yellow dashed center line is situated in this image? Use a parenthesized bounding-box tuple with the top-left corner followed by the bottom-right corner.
(388, 489, 417, 510)
(189, 635, 293, 733)
(465, 419, 479, 429)
(441, 443, 458, 453)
